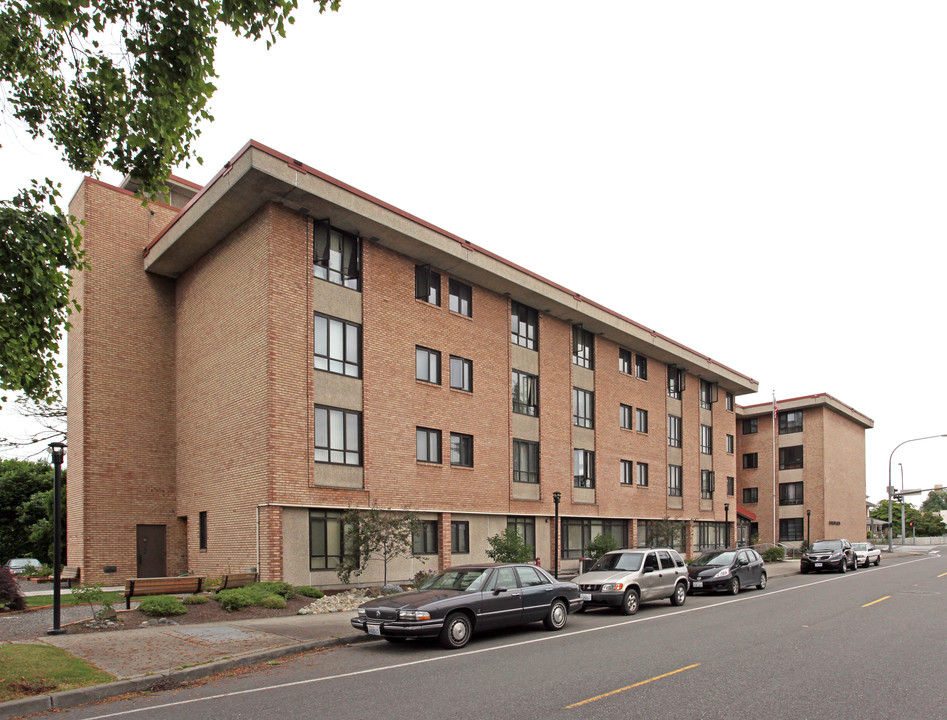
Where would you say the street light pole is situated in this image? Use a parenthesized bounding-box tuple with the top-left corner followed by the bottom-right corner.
(552, 492, 561, 579)
(888, 434, 947, 552)
(724, 502, 730, 547)
(899, 463, 906, 547)
(806, 508, 811, 545)
(47, 442, 66, 636)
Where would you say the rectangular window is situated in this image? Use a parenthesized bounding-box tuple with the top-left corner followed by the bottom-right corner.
(507, 517, 536, 553)
(667, 366, 685, 398)
(779, 481, 804, 506)
(635, 354, 648, 380)
(779, 518, 804, 542)
(700, 424, 713, 454)
(512, 370, 539, 416)
(743, 452, 759, 469)
(562, 518, 627, 559)
(636, 408, 649, 433)
(726, 434, 734, 454)
(573, 388, 594, 428)
(743, 487, 759, 503)
(511, 301, 538, 350)
(572, 326, 594, 369)
(668, 464, 683, 497)
(449, 356, 473, 392)
(310, 509, 344, 570)
(621, 459, 634, 485)
(668, 414, 682, 448)
(416, 346, 441, 384)
(727, 476, 735, 496)
(313, 221, 360, 290)
(413, 520, 438, 554)
(513, 439, 539, 484)
(779, 445, 804, 470)
(451, 521, 470, 554)
(416, 427, 442, 463)
(725, 391, 734, 411)
(779, 410, 804, 434)
(637, 462, 649, 487)
(701, 470, 715, 499)
(450, 432, 474, 467)
(199, 511, 207, 551)
(742, 418, 758, 435)
(449, 278, 472, 317)
(314, 313, 361, 377)
(620, 403, 633, 430)
(314, 406, 361, 465)
(699, 379, 717, 409)
(574, 449, 595, 488)
(619, 348, 632, 374)
(415, 265, 441, 305)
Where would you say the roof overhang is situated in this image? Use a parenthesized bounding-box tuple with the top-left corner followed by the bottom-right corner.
(736, 393, 873, 429)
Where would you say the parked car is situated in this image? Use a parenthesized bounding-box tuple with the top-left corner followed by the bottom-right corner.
(800, 539, 857, 573)
(852, 542, 881, 567)
(350, 563, 582, 649)
(3, 558, 41, 575)
(572, 548, 689, 615)
(688, 548, 767, 594)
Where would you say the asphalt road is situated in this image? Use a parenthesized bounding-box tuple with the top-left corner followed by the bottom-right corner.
(29, 551, 946, 720)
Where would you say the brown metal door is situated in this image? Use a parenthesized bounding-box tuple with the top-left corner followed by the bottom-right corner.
(136, 524, 167, 577)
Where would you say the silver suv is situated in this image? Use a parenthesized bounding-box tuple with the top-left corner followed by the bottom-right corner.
(573, 548, 689, 615)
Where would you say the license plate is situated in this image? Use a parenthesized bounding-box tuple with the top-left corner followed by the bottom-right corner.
(367, 624, 382, 636)
(814, 562, 822, 567)
(691, 580, 703, 588)
(580, 593, 592, 602)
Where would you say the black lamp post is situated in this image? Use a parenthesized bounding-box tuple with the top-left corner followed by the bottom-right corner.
(724, 503, 730, 546)
(806, 509, 811, 545)
(552, 492, 561, 579)
(47, 442, 66, 636)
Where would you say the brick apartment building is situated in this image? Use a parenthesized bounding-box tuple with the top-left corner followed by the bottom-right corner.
(735, 394, 873, 548)
(67, 140, 769, 586)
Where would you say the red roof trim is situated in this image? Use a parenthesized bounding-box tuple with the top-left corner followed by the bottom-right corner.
(736, 505, 757, 521)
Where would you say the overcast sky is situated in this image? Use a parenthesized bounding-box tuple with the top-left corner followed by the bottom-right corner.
(3, 1, 946, 506)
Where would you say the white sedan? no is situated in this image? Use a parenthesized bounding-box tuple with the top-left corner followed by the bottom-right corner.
(852, 542, 881, 567)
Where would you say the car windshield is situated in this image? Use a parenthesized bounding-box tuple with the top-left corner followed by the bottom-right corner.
(851, 543, 868, 551)
(593, 553, 643, 572)
(811, 540, 842, 551)
(695, 551, 735, 566)
(421, 568, 487, 592)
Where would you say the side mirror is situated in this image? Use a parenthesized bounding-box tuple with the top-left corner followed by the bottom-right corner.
(493, 586, 508, 595)
(643, 567, 654, 574)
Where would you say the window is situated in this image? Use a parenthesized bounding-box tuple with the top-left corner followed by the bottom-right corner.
(779, 481, 804, 506)
(725, 391, 734, 411)
(742, 418, 758, 435)
(701, 470, 715, 499)
(449, 356, 473, 392)
(513, 440, 539, 484)
(511, 301, 538, 349)
(695, 522, 730, 552)
(635, 354, 648, 380)
(417, 427, 442, 463)
(668, 414, 682, 448)
(415, 265, 440, 305)
(779, 518, 804, 542)
(636, 408, 649, 433)
(573, 326, 594, 369)
(743, 452, 759, 469)
(726, 434, 734, 454)
(516, 565, 549, 587)
(449, 279, 472, 317)
(619, 348, 632, 374)
(313, 221, 360, 290)
(310, 509, 344, 570)
(779, 445, 804, 470)
(574, 449, 595, 488)
(621, 459, 634, 485)
(727, 476, 735, 496)
(507, 517, 536, 553)
(450, 433, 473, 467)
(314, 406, 361, 465)
(637, 462, 649, 487)
(451, 521, 469, 553)
(573, 388, 594, 428)
(779, 410, 804, 434)
(668, 464, 683, 497)
(413, 520, 438, 554)
(199, 511, 207, 551)
(620, 403, 633, 430)
(743, 487, 759, 503)
(314, 313, 361, 377)
(512, 370, 539, 416)
(562, 518, 627, 558)
(700, 424, 713, 454)
(416, 346, 441, 384)
(667, 366, 685, 398)
(699, 379, 717, 409)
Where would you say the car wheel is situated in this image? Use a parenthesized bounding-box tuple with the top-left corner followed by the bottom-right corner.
(620, 588, 640, 616)
(800, 567, 809, 574)
(851, 556, 857, 570)
(875, 556, 881, 566)
(728, 577, 740, 595)
(757, 572, 767, 590)
(839, 559, 847, 573)
(670, 582, 687, 606)
(439, 612, 473, 649)
(543, 599, 568, 631)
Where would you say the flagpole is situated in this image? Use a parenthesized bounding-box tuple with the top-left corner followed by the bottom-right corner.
(772, 391, 778, 545)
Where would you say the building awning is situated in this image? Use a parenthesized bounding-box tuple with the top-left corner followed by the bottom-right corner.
(737, 505, 757, 521)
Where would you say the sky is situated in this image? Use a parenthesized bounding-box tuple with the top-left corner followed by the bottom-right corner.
(2, 1, 946, 506)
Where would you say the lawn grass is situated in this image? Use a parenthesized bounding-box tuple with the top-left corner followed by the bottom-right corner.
(0, 644, 114, 702)
(23, 591, 123, 609)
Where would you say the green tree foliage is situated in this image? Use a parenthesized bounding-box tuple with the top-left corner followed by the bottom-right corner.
(485, 526, 534, 564)
(585, 532, 620, 563)
(870, 500, 947, 537)
(920, 489, 947, 513)
(0, 0, 341, 404)
(336, 507, 420, 585)
(0, 458, 55, 562)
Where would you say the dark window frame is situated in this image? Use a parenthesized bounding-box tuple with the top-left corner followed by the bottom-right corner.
(511, 301, 538, 350)
(779, 410, 804, 435)
(413, 520, 439, 555)
(779, 445, 804, 470)
(743, 487, 759, 504)
(416, 346, 441, 385)
(562, 518, 627, 559)
(779, 481, 804, 506)
(513, 439, 539, 484)
(512, 369, 539, 417)
(448, 278, 472, 317)
(314, 405, 362, 466)
(450, 432, 474, 467)
(621, 459, 634, 485)
(637, 462, 649, 487)
(574, 449, 595, 488)
(198, 511, 207, 551)
(700, 424, 713, 454)
(314, 313, 361, 378)
(619, 348, 632, 375)
(572, 326, 594, 369)
(668, 464, 683, 497)
(449, 355, 473, 392)
(668, 414, 682, 448)
(573, 387, 594, 428)
(451, 521, 470, 554)
(636, 407, 649, 433)
(779, 517, 804, 542)
(313, 220, 360, 290)
(742, 418, 758, 435)
(635, 354, 648, 380)
(743, 452, 759, 469)
(417, 427, 442, 464)
(310, 509, 345, 570)
(701, 470, 715, 499)
(414, 264, 441, 305)
(620, 403, 633, 430)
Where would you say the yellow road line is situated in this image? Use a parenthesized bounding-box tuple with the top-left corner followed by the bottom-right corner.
(566, 663, 701, 708)
(862, 596, 890, 608)
(937, 572, 947, 578)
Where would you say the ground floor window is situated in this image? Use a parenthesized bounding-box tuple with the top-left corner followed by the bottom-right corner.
(695, 521, 729, 553)
(451, 521, 469, 554)
(413, 520, 438, 554)
(637, 519, 687, 554)
(779, 518, 804, 542)
(561, 518, 628, 559)
(507, 516, 536, 555)
(310, 509, 344, 570)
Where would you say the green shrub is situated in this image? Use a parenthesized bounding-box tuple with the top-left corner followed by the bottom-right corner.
(138, 595, 187, 616)
(183, 594, 209, 605)
(762, 546, 785, 563)
(259, 595, 286, 609)
(21, 563, 53, 578)
(294, 586, 325, 599)
(215, 588, 254, 611)
(585, 533, 621, 563)
(252, 582, 295, 600)
(0, 567, 25, 611)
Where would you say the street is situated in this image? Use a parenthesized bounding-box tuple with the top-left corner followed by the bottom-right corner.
(27, 552, 946, 720)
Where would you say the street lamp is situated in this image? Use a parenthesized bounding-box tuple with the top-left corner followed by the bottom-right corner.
(724, 503, 730, 546)
(552, 492, 562, 579)
(47, 442, 66, 636)
(899, 463, 906, 546)
(806, 508, 811, 545)
(888, 434, 947, 552)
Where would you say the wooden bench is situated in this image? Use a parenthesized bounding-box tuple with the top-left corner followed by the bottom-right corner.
(62, 566, 80, 588)
(217, 572, 259, 592)
(124, 576, 205, 609)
